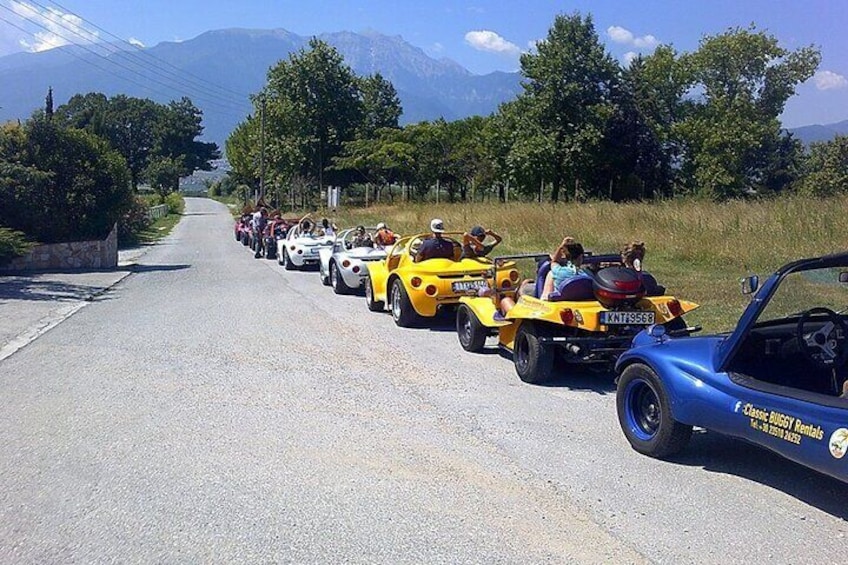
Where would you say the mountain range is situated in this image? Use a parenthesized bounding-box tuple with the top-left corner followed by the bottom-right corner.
(0, 28, 522, 146)
(0, 28, 844, 148)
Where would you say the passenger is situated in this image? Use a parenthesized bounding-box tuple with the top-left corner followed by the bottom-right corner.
(540, 237, 584, 300)
(414, 218, 455, 262)
(621, 240, 646, 271)
(299, 217, 314, 235)
(321, 218, 337, 237)
(374, 222, 397, 248)
(352, 225, 373, 248)
(461, 225, 502, 259)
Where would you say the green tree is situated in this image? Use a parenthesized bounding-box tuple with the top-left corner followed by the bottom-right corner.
(358, 73, 402, 137)
(796, 136, 848, 196)
(678, 26, 819, 198)
(517, 12, 619, 201)
(263, 39, 364, 198)
(152, 96, 220, 192)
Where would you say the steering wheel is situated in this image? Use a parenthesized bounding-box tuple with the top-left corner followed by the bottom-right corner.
(797, 307, 848, 369)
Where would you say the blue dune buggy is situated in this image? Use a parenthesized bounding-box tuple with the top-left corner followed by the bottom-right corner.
(616, 252, 848, 483)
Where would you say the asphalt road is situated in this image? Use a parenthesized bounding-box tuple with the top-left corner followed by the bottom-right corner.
(1, 197, 846, 564)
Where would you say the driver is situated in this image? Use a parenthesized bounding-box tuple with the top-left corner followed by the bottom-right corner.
(414, 218, 455, 262)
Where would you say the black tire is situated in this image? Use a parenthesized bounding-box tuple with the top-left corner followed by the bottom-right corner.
(513, 321, 554, 384)
(283, 249, 296, 271)
(390, 279, 419, 327)
(616, 363, 692, 458)
(457, 304, 487, 353)
(365, 278, 384, 312)
(331, 262, 352, 295)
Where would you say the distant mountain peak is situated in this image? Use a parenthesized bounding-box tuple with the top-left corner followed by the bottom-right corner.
(0, 27, 522, 145)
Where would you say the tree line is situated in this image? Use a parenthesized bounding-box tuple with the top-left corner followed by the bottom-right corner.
(226, 12, 848, 206)
(0, 92, 218, 246)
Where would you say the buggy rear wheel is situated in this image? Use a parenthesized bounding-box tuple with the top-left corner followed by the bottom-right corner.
(513, 321, 553, 384)
(390, 279, 420, 327)
(331, 262, 351, 295)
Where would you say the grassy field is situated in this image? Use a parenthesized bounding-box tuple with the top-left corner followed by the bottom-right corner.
(317, 193, 848, 333)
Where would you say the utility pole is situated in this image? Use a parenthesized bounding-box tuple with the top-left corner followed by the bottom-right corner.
(259, 95, 266, 204)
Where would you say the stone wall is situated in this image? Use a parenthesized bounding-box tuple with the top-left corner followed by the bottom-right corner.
(0, 224, 118, 272)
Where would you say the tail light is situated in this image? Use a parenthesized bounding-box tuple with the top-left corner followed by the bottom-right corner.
(613, 279, 642, 292)
(559, 309, 575, 324)
(425, 285, 437, 296)
(352, 266, 360, 274)
(501, 279, 512, 289)
(342, 259, 351, 268)
(509, 270, 519, 282)
(297, 249, 303, 255)
(668, 299, 683, 317)
(411, 277, 422, 288)
(290, 245, 296, 251)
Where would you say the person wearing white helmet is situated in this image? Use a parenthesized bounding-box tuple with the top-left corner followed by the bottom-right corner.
(374, 222, 396, 248)
(414, 218, 455, 262)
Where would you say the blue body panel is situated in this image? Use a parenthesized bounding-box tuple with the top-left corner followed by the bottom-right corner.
(618, 331, 848, 483)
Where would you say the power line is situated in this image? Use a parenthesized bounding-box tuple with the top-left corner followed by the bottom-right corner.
(0, 2, 250, 115)
(45, 0, 250, 100)
(38, 0, 254, 104)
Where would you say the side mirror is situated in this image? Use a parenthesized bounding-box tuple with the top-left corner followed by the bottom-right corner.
(740, 275, 759, 295)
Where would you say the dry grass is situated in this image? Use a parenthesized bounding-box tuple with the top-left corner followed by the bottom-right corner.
(318, 194, 848, 332)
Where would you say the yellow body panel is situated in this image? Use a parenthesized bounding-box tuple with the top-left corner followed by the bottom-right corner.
(367, 233, 519, 318)
(496, 294, 699, 351)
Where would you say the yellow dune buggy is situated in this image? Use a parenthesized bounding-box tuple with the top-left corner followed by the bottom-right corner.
(364, 232, 520, 327)
(456, 252, 699, 384)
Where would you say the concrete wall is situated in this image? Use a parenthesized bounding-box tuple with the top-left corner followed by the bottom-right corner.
(0, 224, 118, 272)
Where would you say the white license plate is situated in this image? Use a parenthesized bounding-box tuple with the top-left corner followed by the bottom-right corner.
(600, 311, 655, 325)
(452, 279, 486, 293)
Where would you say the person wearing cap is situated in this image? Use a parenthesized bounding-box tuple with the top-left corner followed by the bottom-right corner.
(374, 222, 397, 248)
(461, 225, 502, 259)
(414, 218, 455, 262)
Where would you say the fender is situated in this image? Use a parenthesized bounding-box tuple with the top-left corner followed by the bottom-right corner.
(368, 261, 390, 302)
(459, 296, 511, 328)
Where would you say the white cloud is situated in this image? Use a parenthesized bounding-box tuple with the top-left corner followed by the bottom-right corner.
(814, 70, 848, 91)
(128, 37, 145, 48)
(623, 51, 638, 66)
(431, 42, 443, 53)
(464, 30, 520, 56)
(607, 26, 633, 44)
(606, 25, 658, 50)
(11, 0, 98, 52)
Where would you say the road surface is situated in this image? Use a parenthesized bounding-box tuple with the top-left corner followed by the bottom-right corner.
(1, 197, 845, 563)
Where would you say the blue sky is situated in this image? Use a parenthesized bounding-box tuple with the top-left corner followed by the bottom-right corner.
(0, 0, 846, 127)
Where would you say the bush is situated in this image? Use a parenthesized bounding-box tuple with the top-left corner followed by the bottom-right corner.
(118, 197, 152, 244)
(0, 119, 133, 243)
(164, 192, 184, 215)
(0, 227, 35, 266)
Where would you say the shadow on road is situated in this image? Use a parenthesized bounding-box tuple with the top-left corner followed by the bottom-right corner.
(0, 280, 104, 303)
(666, 431, 848, 520)
(127, 264, 191, 274)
